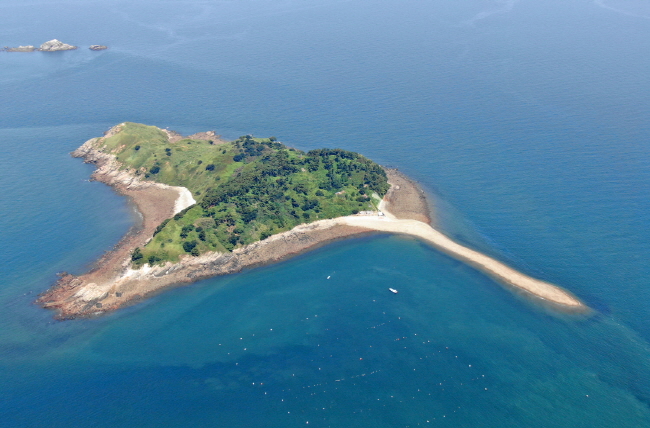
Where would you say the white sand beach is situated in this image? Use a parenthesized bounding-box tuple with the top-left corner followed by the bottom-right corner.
(172, 187, 196, 214)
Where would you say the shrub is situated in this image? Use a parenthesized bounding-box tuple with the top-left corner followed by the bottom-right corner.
(182, 240, 197, 253)
(148, 255, 162, 265)
(131, 247, 143, 261)
(180, 224, 195, 239)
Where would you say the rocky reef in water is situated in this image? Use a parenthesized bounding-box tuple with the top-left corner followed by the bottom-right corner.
(38, 39, 77, 51)
(2, 40, 108, 52)
(2, 45, 36, 52)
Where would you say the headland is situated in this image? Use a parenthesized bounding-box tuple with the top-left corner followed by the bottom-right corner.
(37, 123, 585, 319)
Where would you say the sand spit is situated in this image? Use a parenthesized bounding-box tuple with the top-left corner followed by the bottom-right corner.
(340, 216, 583, 307)
(37, 131, 584, 319)
(377, 171, 583, 308)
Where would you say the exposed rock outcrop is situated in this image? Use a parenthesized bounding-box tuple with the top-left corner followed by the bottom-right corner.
(38, 39, 77, 51)
(39, 217, 372, 319)
(72, 129, 194, 211)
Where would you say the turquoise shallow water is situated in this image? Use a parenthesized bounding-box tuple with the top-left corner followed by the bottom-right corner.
(1, 0, 649, 426)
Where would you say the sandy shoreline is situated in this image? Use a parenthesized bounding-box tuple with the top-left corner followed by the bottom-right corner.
(37, 134, 585, 319)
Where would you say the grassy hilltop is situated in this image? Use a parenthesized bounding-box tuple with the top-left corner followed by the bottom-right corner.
(96, 123, 389, 267)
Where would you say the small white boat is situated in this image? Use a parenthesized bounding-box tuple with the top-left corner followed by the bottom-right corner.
(389, 288, 398, 294)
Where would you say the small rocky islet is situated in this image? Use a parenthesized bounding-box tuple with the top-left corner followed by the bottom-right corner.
(1, 39, 107, 52)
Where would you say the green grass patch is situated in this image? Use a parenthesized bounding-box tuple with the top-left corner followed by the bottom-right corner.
(107, 124, 389, 267)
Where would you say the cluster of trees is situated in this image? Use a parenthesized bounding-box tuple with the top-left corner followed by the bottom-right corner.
(201, 151, 299, 208)
(191, 146, 388, 250)
(135, 139, 390, 266)
(182, 240, 200, 256)
(305, 148, 389, 195)
(231, 135, 288, 163)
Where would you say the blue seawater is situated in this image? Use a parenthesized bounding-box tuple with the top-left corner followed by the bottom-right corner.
(0, 0, 649, 426)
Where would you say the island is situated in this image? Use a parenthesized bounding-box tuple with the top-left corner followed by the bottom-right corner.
(37, 123, 585, 319)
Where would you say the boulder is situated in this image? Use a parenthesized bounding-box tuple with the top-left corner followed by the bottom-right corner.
(38, 39, 77, 51)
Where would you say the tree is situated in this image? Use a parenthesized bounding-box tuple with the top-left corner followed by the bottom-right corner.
(182, 240, 197, 253)
(148, 255, 162, 265)
(131, 247, 143, 261)
(180, 224, 194, 239)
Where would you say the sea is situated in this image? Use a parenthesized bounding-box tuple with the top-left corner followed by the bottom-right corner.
(0, 0, 649, 426)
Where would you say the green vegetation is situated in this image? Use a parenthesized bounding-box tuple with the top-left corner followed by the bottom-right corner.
(98, 123, 389, 267)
